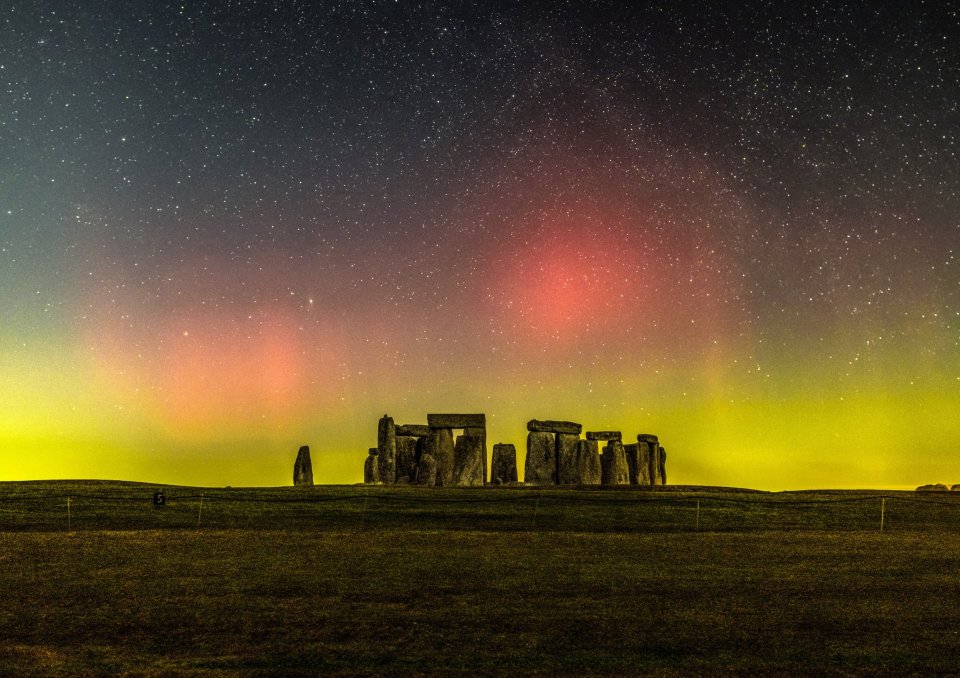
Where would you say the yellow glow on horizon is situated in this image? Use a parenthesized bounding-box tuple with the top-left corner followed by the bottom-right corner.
(2, 328, 958, 490)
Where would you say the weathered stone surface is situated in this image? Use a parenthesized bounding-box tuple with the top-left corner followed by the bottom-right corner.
(637, 433, 659, 444)
(364, 449, 380, 484)
(377, 415, 396, 485)
(426, 428, 455, 486)
(648, 441, 662, 485)
(453, 435, 484, 486)
(427, 413, 486, 429)
(416, 452, 437, 486)
(601, 441, 630, 486)
(396, 424, 431, 437)
(293, 445, 313, 486)
(659, 446, 667, 485)
(395, 436, 419, 484)
(577, 439, 602, 485)
(527, 419, 582, 435)
(464, 427, 488, 484)
(635, 442, 653, 485)
(524, 431, 556, 484)
(916, 484, 950, 491)
(586, 431, 622, 441)
(491, 443, 518, 484)
(624, 443, 639, 484)
(556, 433, 581, 485)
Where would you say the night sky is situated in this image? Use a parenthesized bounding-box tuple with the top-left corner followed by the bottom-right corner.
(2, 1, 958, 488)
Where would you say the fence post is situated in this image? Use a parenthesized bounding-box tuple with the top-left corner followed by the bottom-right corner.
(197, 492, 204, 529)
(696, 499, 700, 532)
(531, 496, 540, 530)
(880, 497, 885, 532)
(67, 497, 71, 532)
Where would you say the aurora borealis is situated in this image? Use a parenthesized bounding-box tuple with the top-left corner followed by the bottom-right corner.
(2, 2, 957, 488)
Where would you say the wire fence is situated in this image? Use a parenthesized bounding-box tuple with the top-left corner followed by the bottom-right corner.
(3, 486, 960, 533)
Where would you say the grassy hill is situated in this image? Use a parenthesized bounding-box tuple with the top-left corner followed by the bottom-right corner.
(3, 481, 960, 674)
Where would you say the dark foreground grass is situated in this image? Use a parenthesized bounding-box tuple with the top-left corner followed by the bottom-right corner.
(3, 482, 960, 675)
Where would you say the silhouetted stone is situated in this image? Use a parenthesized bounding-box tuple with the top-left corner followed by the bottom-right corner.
(395, 436, 419, 484)
(556, 433, 581, 485)
(659, 446, 667, 485)
(426, 427, 455, 486)
(377, 415, 396, 485)
(427, 413, 486, 429)
(916, 484, 950, 491)
(293, 445, 313, 486)
(416, 452, 437, 486)
(396, 424, 431, 437)
(464, 427, 488, 484)
(364, 449, 380, 484)
(952, 484, 960, 492)
(637, 434, 659, 444)
(491, 443, 518, 484)
(624, 443, 639, 484)
(601, 441, 630, 485)
(453, 435, 484, 486)
(647, 440, 662, 485)
(586, 431, 622, 441)
(527, 419, 582, 435)
(577, 439, 601, 485)
(524, 431, 556, 484)
(635, 441, 653, 485)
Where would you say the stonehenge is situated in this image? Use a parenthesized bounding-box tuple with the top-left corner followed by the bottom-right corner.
(363, 413, 667, 487)
(520, 420, 667, 487)
(365, 413, 489, 487)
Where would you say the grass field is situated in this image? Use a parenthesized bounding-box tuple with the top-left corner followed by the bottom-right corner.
(3, 481, 960, 675)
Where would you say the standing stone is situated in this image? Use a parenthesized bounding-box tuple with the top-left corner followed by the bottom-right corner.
(624, 443, 639, 485)
(601, 441, 630, 485)
(453, 435, 484, 487)
(464, 426, 488, 484)
(416, 452, 437, 486)
(650, 442, 662, 485)
(427, 428, 455, 486)
(658, 446, 667, 485)
(524, 431, 556, 485)
(577, 439, 602, 485)
(635, 442, 653, 485)
(612, 441, 630, 485)
(490, 443, 518, 484)
(377, 415, 396, 486)
(395, 436, 419, 484)
(638, 435, 660, 485)
(556, 433, 581, 485)
(364, 449, 380, 484)
(293, 445, 314, 486)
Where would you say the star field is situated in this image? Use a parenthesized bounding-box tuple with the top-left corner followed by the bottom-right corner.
(2, 1, 958, 487)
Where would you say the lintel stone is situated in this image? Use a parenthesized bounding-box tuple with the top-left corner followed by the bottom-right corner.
(427, 413, 486, 429)
(527, 419, 582, 435)
(586, 431, 622, 441)
(397, 424, 431, 437)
